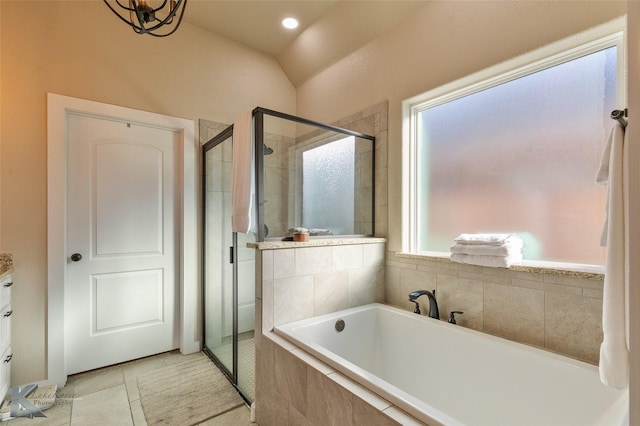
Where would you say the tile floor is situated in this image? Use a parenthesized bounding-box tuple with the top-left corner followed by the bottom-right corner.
(5, 351, 252, 426)
(206, 335, 255, 401)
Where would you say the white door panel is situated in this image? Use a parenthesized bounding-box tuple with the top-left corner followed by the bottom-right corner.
(66, 113, 179, 374)
(94, 143, 164, 255)
(93, 269, 163, 332)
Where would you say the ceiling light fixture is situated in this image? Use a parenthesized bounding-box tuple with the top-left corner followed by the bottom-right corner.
(282, 17, 299, 30)
(103, 0, 188, 37)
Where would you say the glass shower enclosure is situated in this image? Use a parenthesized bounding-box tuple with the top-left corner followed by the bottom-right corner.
(202, 108, 375, 404)
(255, 108, 376, 240)
(202, 126, 255, 402)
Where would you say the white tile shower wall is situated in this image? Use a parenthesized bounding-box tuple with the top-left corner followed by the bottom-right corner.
(386, 251, 604, 364)
(260, 242, 386, 329)
(264, 132, 294, 237)
(331, 101, 388, 238)
(255, 241, 415, 425)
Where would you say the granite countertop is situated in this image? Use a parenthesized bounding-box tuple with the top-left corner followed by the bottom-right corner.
(396, 252, 603, 280)
(248, 237, 387, 250)
(0, 253, 13, 279)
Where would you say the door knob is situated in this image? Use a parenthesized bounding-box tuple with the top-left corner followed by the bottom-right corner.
(71, 253, 83, 262)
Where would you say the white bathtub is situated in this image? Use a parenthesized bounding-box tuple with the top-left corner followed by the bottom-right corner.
(275, 303, 627, 426)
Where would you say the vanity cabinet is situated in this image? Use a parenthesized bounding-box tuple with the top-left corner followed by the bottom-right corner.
(0, 275, 12, 400)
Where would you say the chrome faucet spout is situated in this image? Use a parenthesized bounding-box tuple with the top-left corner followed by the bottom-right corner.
(408, 289, 440, 320)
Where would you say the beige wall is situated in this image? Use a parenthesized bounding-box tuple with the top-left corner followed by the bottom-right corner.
(295, 1, 627, 252)
(0, 1, 295, 385)
(0, 1, 3, 248)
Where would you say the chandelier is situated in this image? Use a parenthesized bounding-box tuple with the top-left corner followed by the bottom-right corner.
(103, 0, 187, 37)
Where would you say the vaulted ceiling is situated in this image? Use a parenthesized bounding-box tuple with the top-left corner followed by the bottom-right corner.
(183, 1, 426, 86)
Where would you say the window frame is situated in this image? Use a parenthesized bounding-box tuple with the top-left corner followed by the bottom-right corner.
(402, 19, 626, 270)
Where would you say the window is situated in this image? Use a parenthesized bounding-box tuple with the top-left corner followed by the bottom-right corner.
(302, 136, 355, 234)
(404, 29, 624, 267)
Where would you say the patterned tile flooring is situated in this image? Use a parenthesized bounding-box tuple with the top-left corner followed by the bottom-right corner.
(4, 351, 252, 426)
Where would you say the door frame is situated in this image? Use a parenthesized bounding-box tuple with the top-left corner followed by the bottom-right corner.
(46, 93, 199, 386)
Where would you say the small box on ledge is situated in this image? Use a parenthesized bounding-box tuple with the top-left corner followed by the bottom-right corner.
(293, 227, 309, 242)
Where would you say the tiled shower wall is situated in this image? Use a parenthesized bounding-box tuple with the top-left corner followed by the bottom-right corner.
(386, 252, 604, 364)
(332, 101, 389, 238)
(263, 131, 294, 237)
(259, 241, 386, 330)
(255, 241, 413, 425)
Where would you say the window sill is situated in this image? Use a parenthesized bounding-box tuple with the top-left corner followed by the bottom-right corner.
(249, 237, 386, 251)
(396, 252, 604, 280)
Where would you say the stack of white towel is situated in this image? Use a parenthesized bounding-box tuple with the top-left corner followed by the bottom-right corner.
(450, 233, 523, 268)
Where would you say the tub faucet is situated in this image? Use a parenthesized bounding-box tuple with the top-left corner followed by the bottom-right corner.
(408, 290, 440, 320)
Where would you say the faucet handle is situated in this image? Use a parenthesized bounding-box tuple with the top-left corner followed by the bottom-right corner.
(410, 300, 421, 315)
(448, 311, 464, 324)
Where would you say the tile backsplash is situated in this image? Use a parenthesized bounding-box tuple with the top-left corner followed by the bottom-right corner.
(254, 241, 605, 425)
(259, 240, 386, 331)
(258, 242, 604, 364)
(386, 252, 604, 364)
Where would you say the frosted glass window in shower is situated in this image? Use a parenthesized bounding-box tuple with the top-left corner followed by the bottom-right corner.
(416, 45, 618, 265)
(302, 137, 355, 234)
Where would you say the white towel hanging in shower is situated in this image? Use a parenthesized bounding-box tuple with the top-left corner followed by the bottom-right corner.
(231, 110, 255, 234)
(596, 122, 629, 390)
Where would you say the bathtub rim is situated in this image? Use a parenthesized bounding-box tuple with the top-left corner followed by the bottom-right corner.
(274, 302, 627, 426)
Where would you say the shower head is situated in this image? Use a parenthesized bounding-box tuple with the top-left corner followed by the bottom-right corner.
(263, 143, 274, 155)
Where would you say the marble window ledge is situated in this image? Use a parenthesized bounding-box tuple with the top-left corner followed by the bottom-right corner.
(396, 252, 604, 280)
(249, 238, 387, 251)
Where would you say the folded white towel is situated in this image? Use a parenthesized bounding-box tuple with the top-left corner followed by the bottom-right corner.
(454, 233, 519, 246)
(284, 227, 333, 237)
(597, 123, 629, 389)
(231, 110, 255, 234)
(450, 241, 523, 256)
(450, 253, 522, 268)
(308, 228, 333, 236)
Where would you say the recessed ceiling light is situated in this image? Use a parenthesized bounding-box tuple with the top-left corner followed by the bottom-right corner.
(282, 17, 299, 30)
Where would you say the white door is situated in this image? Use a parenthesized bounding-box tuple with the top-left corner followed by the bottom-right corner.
(65, 112, 179, 374)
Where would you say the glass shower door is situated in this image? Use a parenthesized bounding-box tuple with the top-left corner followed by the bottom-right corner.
(202, 126, 255, 403)
(203, 129, 235, 379)
(236, 231, 255, 400)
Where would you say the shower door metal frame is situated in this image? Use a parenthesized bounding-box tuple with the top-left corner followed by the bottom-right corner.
(253, 107, 376, 242)
(201, 107, 376, 404)
(201, 125, 246, 401)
